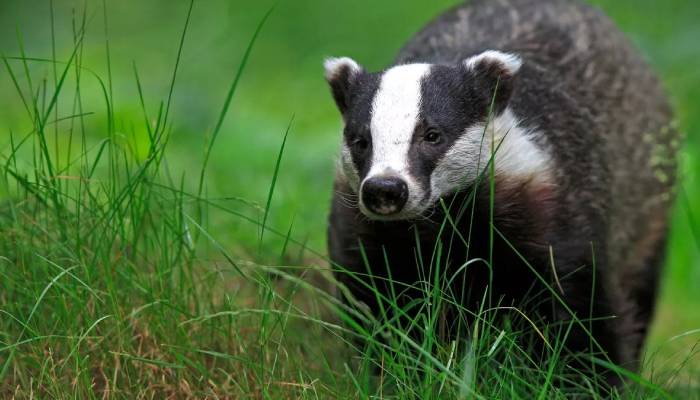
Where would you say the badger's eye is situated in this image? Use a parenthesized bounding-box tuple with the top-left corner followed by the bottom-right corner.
(352, 137, 370, 151)
(424, 128, 442, 144)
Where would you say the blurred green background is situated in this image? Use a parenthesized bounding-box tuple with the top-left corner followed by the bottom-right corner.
(1, 0, 699, 376)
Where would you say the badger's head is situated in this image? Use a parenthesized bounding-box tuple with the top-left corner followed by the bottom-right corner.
(325, 50, 551, 221)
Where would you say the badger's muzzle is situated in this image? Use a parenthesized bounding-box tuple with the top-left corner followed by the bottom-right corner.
(361, 176, 409, 216)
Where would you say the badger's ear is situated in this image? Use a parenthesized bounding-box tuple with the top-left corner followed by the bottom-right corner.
(462, 50, 522, 115)
(324, 57, 363, 116)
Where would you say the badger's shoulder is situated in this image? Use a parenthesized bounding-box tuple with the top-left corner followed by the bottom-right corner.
(396, 0, 621, 65)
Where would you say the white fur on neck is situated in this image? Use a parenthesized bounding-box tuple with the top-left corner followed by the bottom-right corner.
(430, 109, 553, 201)
(339, 142, 360, 190)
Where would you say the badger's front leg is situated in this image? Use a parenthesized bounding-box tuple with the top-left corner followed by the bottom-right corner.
(550, 257, 625, 390)
(476, 180, 626, 389)
(328, 188, 424, 345)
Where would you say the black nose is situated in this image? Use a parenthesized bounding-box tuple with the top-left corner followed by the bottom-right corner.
(361, 176, 409, 215)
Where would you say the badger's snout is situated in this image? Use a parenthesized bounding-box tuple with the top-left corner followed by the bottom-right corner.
(361, 176, 409, 216)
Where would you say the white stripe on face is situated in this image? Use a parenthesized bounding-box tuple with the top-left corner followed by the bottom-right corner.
(368, 64, 432, 179)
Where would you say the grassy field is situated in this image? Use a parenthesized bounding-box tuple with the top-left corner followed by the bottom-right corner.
(0, 0, 699, 398)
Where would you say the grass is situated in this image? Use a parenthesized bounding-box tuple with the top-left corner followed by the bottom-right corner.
(0, 0, 699, 398)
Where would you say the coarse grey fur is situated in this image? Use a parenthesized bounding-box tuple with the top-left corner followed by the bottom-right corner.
(395, 0, 678, 356)
(327, 0, 677, 387)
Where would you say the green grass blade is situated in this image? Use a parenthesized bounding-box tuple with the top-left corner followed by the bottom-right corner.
(260, 115, 294, 249)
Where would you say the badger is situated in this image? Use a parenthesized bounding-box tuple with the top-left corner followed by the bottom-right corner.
(324, 0, 676, 387)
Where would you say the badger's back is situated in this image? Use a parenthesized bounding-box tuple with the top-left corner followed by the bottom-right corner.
(396, 0, 676, 361)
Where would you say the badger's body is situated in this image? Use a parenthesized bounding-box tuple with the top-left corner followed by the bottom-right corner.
(325, 0, 676, 384)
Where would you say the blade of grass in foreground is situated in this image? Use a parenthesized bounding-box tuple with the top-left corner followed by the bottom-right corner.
(161, 0, 194, 131)
(260, 115, 294, 251)
(196, 4, 276, 199)
(0, 265, 79, 381)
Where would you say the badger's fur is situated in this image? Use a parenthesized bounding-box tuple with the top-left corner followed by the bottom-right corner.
(325, 0, 676, 385)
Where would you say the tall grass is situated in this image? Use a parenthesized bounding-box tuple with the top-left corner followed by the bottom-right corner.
(0, 1, 698, 399)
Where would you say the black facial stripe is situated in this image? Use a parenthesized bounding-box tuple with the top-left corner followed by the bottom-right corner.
(406, 65, 484, 195)
(344, 72, 382, 179)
